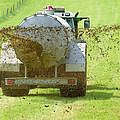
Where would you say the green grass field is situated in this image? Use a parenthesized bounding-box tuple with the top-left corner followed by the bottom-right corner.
(0, 0, 24, 20)
(0, 0, 120, 27)
(0, 0, 15, 15)
(0, 0, 120, 120)
(0, 0, 27, 25)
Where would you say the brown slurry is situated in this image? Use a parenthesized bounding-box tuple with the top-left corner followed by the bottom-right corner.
(0, 26, 73, 75)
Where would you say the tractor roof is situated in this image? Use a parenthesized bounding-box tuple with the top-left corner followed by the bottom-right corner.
(36, 6, 74, 18)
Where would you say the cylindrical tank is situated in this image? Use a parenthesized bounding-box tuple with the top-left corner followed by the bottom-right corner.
(11, 14, 74, 71)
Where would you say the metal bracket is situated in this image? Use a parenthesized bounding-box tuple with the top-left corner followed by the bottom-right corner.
(55, 66, 58, 78)
(25, 66, 27, 78)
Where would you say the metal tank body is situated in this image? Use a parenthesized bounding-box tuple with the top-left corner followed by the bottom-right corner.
(12, 14, 74, 71)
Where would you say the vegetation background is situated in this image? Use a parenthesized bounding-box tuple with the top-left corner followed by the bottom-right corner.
(0, 0, 120, 120)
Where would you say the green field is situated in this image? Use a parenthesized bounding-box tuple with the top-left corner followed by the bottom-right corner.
(0, 0, 120, 27)
(0, 0, 24, 21)
(0, 0, 15, 15)
(0, 0, 120, 120)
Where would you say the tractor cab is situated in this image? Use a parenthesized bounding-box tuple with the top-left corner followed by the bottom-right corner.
(41, 5, 90, 38)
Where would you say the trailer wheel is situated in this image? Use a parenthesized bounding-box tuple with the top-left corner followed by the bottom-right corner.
(2, 87, 29, 97)
(60, 72, 86, 97)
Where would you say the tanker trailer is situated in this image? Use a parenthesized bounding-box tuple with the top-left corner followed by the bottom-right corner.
(0, 6, 90, 97)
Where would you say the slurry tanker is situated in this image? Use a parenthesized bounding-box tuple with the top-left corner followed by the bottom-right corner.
(0, 6, 90, 97)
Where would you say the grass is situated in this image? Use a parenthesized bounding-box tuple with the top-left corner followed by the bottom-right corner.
(0, 82, 120, 120)
(0, 0, 15, 15)
(0, 0, 120, 27)
(0, 0, 120, 120)
(0, 0, 26, 23)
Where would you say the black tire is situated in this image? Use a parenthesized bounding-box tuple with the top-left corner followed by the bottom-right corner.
(2, 88, 29, 97)
(60, 72, 86, 97)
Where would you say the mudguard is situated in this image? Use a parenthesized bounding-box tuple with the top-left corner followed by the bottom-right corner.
(65, 43, 86, 72)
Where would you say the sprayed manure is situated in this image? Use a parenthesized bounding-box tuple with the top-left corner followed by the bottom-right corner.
(78, 25, 120, 82)
(0, 26, 74, 76)
(0, 25, 120, 72)
(79, 25, 120, 59)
